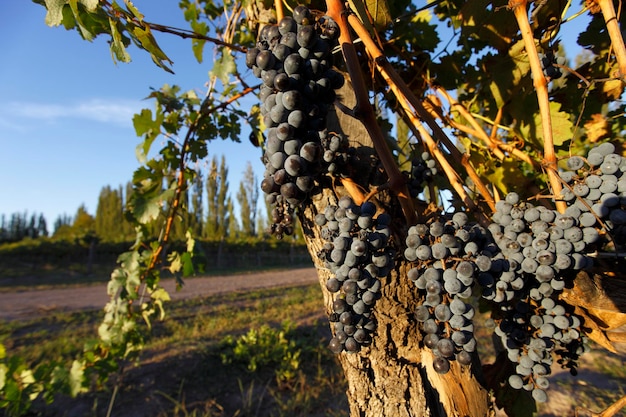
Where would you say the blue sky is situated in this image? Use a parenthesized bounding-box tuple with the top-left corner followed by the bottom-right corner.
(0, 1, 262, 226)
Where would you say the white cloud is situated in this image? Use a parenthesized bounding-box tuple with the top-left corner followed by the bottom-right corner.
(0, 98, 143, 128)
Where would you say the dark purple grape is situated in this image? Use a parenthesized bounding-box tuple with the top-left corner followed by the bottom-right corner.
(284, 53, 303, 76)
(273, 169, 288, 185)
(260, 176, 278, 194)
(296, 175, 314, 192)
(326, 278, 340, 292)
(437, 338, 455, 358)
(280, 32, 298, 49)
(284, 155, 304, 177)
(278, 16, 297, 35)
(274, 72, 291, 91)
(255, 49, 275, 70)
(300, 141, 321, 162)
(433, 357, 450, 374)
(287, 110, 305, 129)
(245, 47, 260, 68)
(261, 69, 277, 87)
(280, 182, 299, 200)
(282, 90, 302, 110)
(292, 5, 312, 25)
(328, 337, 343, 353)
(297, 25, 316, 48)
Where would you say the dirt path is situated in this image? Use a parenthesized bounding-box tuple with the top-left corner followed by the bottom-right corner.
(0, 267, 319, 321)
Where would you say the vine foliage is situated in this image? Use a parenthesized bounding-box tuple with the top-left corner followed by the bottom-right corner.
(4, 0, 626, 415)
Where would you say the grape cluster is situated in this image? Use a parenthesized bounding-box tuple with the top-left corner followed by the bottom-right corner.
(316, 196, 395, 353)
(268, 201, 295, 238)
(538, 50, 565, 80)
(248, 6, 344, 236)
(321, 132, 352, 176)
(559, 142, 626, 247)
(405, 212, 490, 373)
(496, 297, 587, 402)
(486, 192, 593, 304)
(404, 151, 438, 198)
(484, 193, 591, 400)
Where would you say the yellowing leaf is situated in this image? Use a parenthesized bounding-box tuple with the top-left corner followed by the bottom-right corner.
(151, 288, 171, 302)
(69, 360, 87, 396)
(584, 113, 610, 143)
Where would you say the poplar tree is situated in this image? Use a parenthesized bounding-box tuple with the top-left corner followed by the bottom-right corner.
(236, 162, 259, 237)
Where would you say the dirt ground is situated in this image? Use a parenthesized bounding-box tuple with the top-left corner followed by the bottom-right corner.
(0, 267, 319, 321)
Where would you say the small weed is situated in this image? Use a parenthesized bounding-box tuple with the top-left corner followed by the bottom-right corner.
(219, 322, 301, 386)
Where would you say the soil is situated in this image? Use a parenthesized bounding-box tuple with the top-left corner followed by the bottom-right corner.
(2, 267, 625, 416)
(0, 267, 319, 321)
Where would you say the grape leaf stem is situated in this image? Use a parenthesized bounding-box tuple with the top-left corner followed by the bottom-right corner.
(510, 0, 566, 213)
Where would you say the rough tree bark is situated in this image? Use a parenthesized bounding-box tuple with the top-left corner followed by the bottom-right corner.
(297, 78, 494, 417)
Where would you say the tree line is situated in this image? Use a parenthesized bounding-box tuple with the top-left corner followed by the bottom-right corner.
(0, 156, 292, 245)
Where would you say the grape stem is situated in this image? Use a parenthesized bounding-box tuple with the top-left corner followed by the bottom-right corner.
(341, 11, 495, 219)
(509, 0, 566, 213)
(326, 0, 417, 225)
(597, 0, 626, 82)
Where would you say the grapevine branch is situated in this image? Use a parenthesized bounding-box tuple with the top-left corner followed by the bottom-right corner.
(427, 89, 505, 160)
(510, 0, 566, 213)
(397, 102, 490, 225)
(141, 86, 258, 282)
(434, 87, 539, 168)
(326, 0, 417, 225)
(274, 0, 284, 22)
(343, 11, 496, 214)
(597, 0, 626, 81)
(100, 0, 247, 53)
(579, 394, 626, 417)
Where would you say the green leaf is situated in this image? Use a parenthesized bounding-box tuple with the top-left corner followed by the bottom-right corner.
(133, 108, 163, 163)
(109, 17, 131, 63)
(181, 252, 195, 277)
(348, 0, 391, 32)
(130, 26, 174, 73)
(211, 51, 236, 85)
(533, 101, 573, 148)
(132, 186, 176, 225)
(0, 343, 5, 360)
(124, 0, 143, 22)
(191, 21, 208, 63)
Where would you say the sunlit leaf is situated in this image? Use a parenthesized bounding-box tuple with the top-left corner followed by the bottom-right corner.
(44, 0, 69, 26)
(109, 17, 131, 63)
(68, 360, 87, 396)
(130, 26, 174, 73)
(133, 108, 163, 163)
(211, 50, 236, 85)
